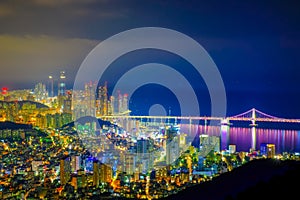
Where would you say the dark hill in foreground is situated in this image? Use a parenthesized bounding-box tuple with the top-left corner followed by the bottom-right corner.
(0, 121, 33, 130)
(61, 116, 115, 129)
(163, 159, 300, 200)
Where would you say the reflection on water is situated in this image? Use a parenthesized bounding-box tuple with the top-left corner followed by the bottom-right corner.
(181, 124, 300, 154)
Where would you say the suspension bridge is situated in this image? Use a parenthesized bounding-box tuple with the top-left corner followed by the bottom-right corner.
(98, 108, 300, 152)
(100, 108, 300, 124)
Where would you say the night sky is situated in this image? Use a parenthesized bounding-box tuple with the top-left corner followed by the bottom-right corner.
(0, 0, 299, 118)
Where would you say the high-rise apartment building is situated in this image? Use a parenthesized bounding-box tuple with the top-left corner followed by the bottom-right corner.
(93, 159, 100, 187)
(60, 156, 71, 185)
(34, 82, 48, 102)
(100, 163, 112, 183)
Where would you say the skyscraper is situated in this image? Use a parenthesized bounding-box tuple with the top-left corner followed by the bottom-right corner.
(70, 155, 81, 173)
(34, 82, 47, 102)
(116, 91, 129, 115)
(60, 156, 71, 185)
(48, 75, 54, 97)
(136, 139, 153, 173)
(124, 153, 136, 175)
(96, 82, 108, 116)
(58, 71, 66, 96)
(137, 139, 149, 152)
(58, 71, 66, 110)
(63, 90, 72, 114)
(85, 81, 97, 117)
(100, 163, 112, 183)
(93, 159, 100, 187)
(166, 126, 180, 166)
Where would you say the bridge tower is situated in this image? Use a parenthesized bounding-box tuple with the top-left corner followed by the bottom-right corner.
(189, 118, 192, 137)
(250, 108, 258, 151)
(220, 118, 230, 151)
(204, 118, 208, 134)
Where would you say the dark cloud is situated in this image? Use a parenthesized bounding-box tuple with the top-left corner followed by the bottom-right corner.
(0, 0, 299, 117)
(0, 0, 127, 37)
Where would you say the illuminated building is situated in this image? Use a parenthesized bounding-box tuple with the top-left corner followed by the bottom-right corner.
(0, 129, 27, 140)
(109, 95, 114, 115)
(60, 156, 71, 185)
(137, 138, 150, 155)
(179, 133, 188, 151)
(1, 87, 8, 95)
(36, 113, 47, 129)
(96, 82, 108, 116)
(71, 173, 87, 190)
(124, 153, 136, 175)
(122, 93, 128, 113)
(84, 81, 97, 117)
(85, 157, 94, 172)
(116, 91, 129, 115)
(267, 144, 275, 158)
(63, 90, 72, 114)
(27, 93, 35, 101)
(33, 82, 48, 103)
(118, 90, 122, 114)
(260, 143, 275, 158)
(48, 75, 54, 97)
(58, 71, 66, 96)
(31, 160, 43, 176)
(71, 155, 81, 173)
(166, 126, 179, 166)
(137, 139, 153, 173)
(228, 144, 236, 154)
(198, 156, 205, 170)
(45, 113, 72, 128)
(93, 159, 100, 187)
(71, 175, 79, 190)
(199, 134, 220, 153)
(94, 82, 122, 116)
(58, 71, 66, 109)
(260, 143, 268, 156)
(100, 163, 112, 183)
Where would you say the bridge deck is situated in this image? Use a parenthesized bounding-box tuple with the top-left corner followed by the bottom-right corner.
(99, 115, 300, 123)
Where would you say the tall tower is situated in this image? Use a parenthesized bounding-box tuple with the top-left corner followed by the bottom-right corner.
(48, 75, 54, 97)
(250, 108, 258, 151)
(85, 81, 96, 117)
(96, 82, 108, 116)
(102, 82, 108, 115)
(166, 126, 179, 166)
(58, 71, 66, 96)
(58, 71, 66, 109)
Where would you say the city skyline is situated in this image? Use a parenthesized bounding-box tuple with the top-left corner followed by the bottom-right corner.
(0, 1, 300, 118)
(1, 2, 300, 198)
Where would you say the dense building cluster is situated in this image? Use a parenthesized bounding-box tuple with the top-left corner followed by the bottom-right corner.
(0, 71, 297, 199)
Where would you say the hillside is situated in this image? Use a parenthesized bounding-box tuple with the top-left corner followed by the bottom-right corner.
(163, 158, 300, 200)
(0, 121, 33, 130)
